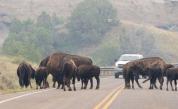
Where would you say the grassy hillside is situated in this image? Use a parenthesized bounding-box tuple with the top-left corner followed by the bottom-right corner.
(1, 0, 178, 25)
(90, 20, 178, 66)
(0, 56, 38, 94)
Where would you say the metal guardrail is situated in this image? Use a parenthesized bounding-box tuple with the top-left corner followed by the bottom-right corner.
(100, 67, 118, 76)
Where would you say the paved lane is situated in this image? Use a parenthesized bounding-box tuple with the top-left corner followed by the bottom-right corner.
(1, 77, 177, 109)
(0, 77, 123, 109)
(110, 78, 178, 109)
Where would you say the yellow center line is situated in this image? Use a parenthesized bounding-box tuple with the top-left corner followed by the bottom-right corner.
(93, 84, 124, 109)
(102, 85, 124, 109)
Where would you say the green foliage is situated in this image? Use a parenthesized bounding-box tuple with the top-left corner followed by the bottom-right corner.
(2, 12, 63, 62)
(92, 45, 120, 66)
(67, 0, 118, 47)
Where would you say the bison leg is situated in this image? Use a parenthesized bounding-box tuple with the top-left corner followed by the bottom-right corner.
(84, 79, 89, 89)
(42, 78, 47, 89)
(62, 80, 66, 91)
(170, 80, 174, 91)
(90, 78, 93, 89)
(72, 76, 76, 91)
(52, 77, 57, 88)
(53, 82, 56, 88)
(124, 78, 130, 89)
(125, 77, 131, 89)
(166, 79, 169, 91)
(135, 79, 142, 88)
(67, 81, 72, 91)
(154, 82, 158, 89)
(81, 79, 84, 89)
(158, 76, 164, 90)
(124, 72, 131, 89)
(149, 79, 153, 89)
(134, 73, 142, 89)
(174, 80, 177, 91)
(130, 74, 134, 89)
(95, 76, 100, 89)
(57, 80, 62, 89)
(57, 83, 60, 89)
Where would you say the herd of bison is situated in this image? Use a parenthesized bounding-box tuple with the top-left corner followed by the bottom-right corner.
(17, 52, 100, 91)
(16, 52, 178, 91)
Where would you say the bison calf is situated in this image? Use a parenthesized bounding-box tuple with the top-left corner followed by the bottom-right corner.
(77, 65, 100, 89)
(166, 67, 178, 91)
(35, 67, 49, 89)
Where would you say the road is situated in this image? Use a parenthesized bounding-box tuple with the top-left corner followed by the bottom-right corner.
(0, 77, 178, 109)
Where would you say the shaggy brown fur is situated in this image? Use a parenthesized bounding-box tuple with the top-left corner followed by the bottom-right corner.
(46, 52, 93, 89)
(17, 62, 35, 88)
(77, 65, 100, 90)
(35, 67, 49, 89)
(123, 57, 170, 90)
(166, 67, 178, 91)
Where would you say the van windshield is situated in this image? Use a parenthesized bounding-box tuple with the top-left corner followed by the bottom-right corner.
(119, 55, 140, 61)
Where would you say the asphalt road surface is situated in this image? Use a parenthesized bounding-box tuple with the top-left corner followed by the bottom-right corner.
(0, 77, 178, 109)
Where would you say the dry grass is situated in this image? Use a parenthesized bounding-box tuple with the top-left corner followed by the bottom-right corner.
(0, 55, 38, 94)
(0, 55, 55, 94)
(99, 20, 178, 62)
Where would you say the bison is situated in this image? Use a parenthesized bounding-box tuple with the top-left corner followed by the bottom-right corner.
(123, 57, 170, 90)
(39, 56, 50, 67)
(35, 67, 49, 89)
(77, 65, 100, 89)
(46, 52, 93, 89)
(17, 62, 35, 88)
(166, 67, 178, 91)
(61, 58, 77, 91)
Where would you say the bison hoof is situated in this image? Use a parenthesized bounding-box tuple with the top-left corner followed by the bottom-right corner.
(69, 88, 72, 91)
(96, 87, 99, 90)
(124, 86, 130, 89)
(166, 88, 168, 91)
(149, 87, 153, 90)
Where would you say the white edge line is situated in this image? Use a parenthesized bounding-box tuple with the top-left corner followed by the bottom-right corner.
(0, 88, 54, 104)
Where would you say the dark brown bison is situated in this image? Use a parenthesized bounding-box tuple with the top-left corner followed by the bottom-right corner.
(142, 63, 174, 89)
(123, 57, 170, 90)
(61, 58, 77, 91)
(46, 52, 93, 89)
(65, 54, 92, 66)
(17, 62, 35, 88)
(77, 65, 100, 89)
(166, 67, 178, 91)
(35, 67, 49, 89)
(47, 52, 67, 89)
(39, 56, 50, 67)
(38, 56, 50, 87)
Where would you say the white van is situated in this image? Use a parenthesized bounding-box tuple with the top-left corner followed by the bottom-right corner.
(114, 54, 143, 78)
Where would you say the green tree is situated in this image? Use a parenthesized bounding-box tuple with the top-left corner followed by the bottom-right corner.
(36, 11, 52, 30)
(67, 0, 118, 47)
